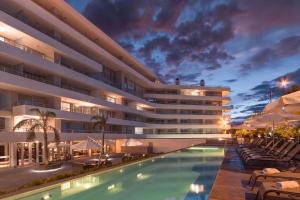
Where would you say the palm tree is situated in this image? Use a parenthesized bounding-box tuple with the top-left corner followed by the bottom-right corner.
(91, 113, 108, 154)
(13, 108, 60, 165)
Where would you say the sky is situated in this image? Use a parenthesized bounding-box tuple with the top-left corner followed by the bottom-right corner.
(66, 0, 300, 123)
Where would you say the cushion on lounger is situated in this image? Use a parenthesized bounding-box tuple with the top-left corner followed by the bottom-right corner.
(262, 168, 280, 175)
(275, 181, 299, 190)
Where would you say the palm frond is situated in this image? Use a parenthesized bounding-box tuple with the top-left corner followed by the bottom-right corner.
(29, 108, 42, 116)
(13, 119, 39, 131)
(26, 130, 36, 142)
(92, 121, 100, 131)
(46, 111, 56, 119)
(26, 123, 42, 142)
(90, 115, 101, 121)
(48, 126, 60, 143)
(91, 114, 108, 131)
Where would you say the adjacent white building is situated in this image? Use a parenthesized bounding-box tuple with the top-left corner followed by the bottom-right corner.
(0, 0, 231, 167)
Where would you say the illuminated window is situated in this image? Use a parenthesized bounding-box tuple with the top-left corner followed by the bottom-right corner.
(136, 105, 143, 111)
(107, 96, 116, 103)
(191, 90, 199, 96)
(61, 102, 71, 111)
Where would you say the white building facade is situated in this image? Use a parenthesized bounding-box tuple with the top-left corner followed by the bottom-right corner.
(0, 0, 231, 167)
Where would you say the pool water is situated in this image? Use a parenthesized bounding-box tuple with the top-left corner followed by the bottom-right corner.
(10, 147, 224, 200)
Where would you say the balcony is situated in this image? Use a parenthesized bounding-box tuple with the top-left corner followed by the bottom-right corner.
(0, 64, 90, 96)
(0, 36, 53, 62)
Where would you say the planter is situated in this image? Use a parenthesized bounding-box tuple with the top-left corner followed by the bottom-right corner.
(35, 162, 62, 170)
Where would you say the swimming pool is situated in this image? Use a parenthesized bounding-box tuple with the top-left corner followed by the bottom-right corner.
(7, 147, 224, 200)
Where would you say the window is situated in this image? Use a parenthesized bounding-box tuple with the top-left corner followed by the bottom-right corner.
(107, 96, 116, 103)
(0, 118, 5, 130)
(61, 102, 71, 111)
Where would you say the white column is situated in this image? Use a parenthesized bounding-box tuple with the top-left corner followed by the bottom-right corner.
(20, 143, 24, 166)
(9, 143, 17, 167)
(28, 143, 32, 164)
(42, 142, 46, 163)
(36, 142, 39, 164)
(51, 148, 55, 161)
(57, 146, 61, 160)
(70, 141, 73, 159)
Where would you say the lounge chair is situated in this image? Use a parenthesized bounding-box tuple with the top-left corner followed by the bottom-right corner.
(240, 140, 274, 157)
(248, 168, 300, 189)
(255, 181, 300, 200)
(237, 138, 266, 154)
(238, 137, 263, 149)
(243, 142, 297, 163)
(242, 140, 290, 161)
(245, 144, 300, 168)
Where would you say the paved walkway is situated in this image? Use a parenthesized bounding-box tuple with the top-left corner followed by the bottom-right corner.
(209, 147, 257, 200)
(0, 163, 74, 193)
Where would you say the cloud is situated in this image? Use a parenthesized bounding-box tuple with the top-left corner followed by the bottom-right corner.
(139, 36, 170, 58)
(136, 3, 238, 74)
(83, 0, 190, 39)
(240, 103, 267, 114)
(234, 68, 300, 121)
(83, 0, 149, 38)
(231, 116, 248, 125)
(225, 79, 237, 83)
(234, 0, 300, 35)
(250, 36, 300, 66)
(238, 68, 300, 109)
(238, 35, 300, 73)
(81, 0, 239, 80)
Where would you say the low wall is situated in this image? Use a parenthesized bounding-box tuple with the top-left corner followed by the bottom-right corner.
(116, 138, 207, 153)
(0, 132, 231, 143)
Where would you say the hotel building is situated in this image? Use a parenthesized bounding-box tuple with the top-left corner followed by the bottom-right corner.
(0, 0, 231, 167)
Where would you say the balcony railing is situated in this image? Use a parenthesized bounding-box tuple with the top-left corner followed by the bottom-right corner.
(62, 129, 134, 134)
(0, 36, 53, 62)
(0, 64, 90, 96)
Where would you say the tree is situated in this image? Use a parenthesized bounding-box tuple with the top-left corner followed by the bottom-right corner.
(13, 108, 59, 165)
(91, 113, 108, 155)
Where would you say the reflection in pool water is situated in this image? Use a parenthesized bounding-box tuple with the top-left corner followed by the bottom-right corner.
(11, 147, 224, 200)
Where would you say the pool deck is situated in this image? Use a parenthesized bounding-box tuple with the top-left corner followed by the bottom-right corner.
(0, 162, 74, 193)
(209, 147, 256, 200)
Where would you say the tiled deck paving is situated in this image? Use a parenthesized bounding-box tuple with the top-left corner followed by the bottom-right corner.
(0, 163, 74, 193)
(209, 147, 257, 200)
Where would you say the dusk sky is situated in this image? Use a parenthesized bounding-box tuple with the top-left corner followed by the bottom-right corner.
(66, 0, 300, 123)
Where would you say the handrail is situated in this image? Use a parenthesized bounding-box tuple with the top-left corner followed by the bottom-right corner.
(0, 64, 91, 96)
(0, 36, 53, 62)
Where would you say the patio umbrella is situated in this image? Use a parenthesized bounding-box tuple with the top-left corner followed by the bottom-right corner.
(264, 91, 300, 114)
(48, 142, 70, 148)
(280, 91, 300, 105)
(256, 112, 300, 144)
(257, 112, 300, 123)
(232, 124, 255, 130)
(121, 139, 143, 147)
(71, 139, 101, 151)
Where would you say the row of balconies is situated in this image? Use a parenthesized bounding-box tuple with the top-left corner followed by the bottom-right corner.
(0, 64, 92, 96)
(0, 33, 144, 98)
(143, 128, 223, 134)
(0, 7, 231, 110)
(145, 90, 223, 97)
(0, 35, 230, 111)
(6, 104, 229, 135)
(146, 98, 224, 106)
(14, 101, 224, 125)
(0, 62, 229, 114)
(1, 7, 156, 85)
